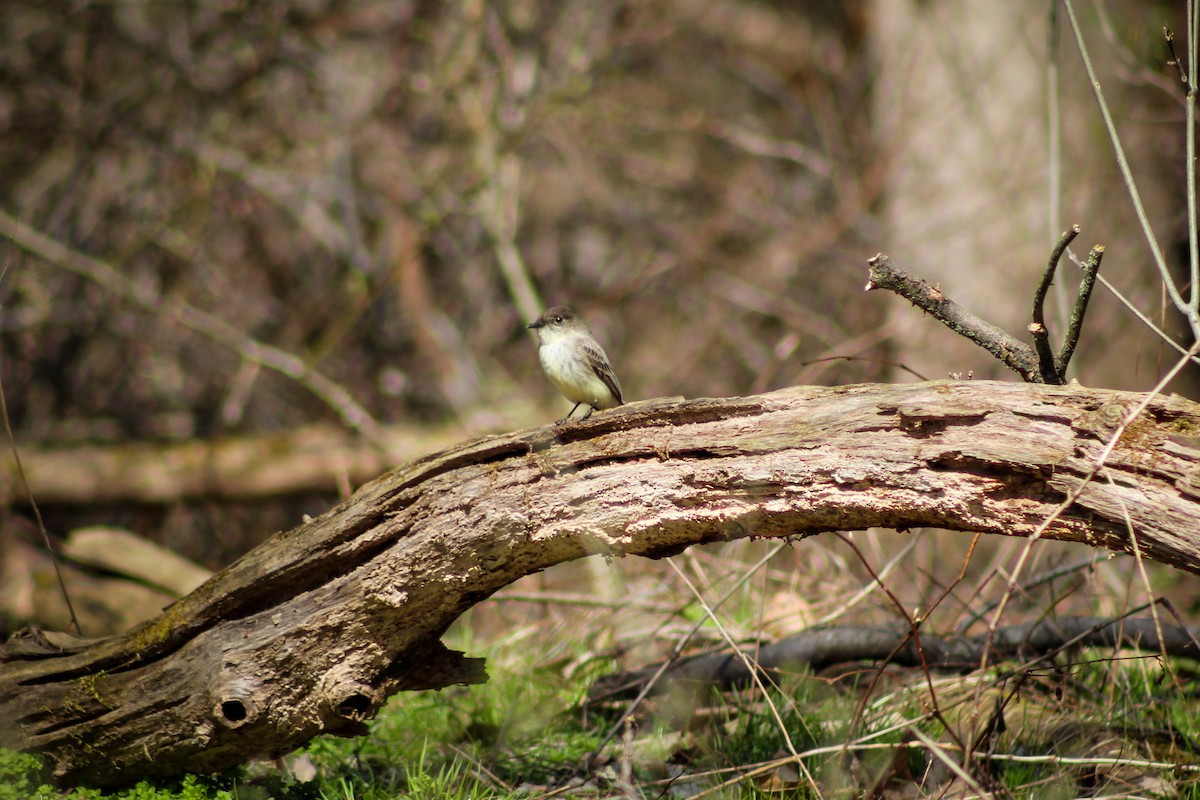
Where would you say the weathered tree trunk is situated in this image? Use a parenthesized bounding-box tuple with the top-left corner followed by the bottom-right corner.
(3, 381, 1200, 787)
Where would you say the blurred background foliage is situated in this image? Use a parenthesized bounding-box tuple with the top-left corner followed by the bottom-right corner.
(1, 0, 876, 438)
(0, 0, 1196, 619)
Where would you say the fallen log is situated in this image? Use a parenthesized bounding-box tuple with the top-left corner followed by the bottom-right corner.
(0, 423, 465, 506)
(2, 381, 1200, 787)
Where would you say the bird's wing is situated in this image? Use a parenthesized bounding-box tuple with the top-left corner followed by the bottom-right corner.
(584, 340, 623, 405)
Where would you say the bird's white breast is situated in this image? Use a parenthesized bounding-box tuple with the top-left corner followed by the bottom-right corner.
(538, 333, 617, 408)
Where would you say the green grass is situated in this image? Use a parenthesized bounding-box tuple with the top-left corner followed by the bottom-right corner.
(6, 644, 1200, 798)
(306, 666, 605, 794)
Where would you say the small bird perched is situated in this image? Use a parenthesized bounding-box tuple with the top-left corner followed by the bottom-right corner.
(527, 306, 623, 423)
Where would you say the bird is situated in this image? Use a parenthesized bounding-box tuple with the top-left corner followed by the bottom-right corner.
(527, 306, 623, 424)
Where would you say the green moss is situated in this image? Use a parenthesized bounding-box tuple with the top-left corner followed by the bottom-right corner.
(1119, 414, 1161, 449)
(130, 604, 186, 655)
(1168, 416, 1200, 436)
(71, 672, 112, 710)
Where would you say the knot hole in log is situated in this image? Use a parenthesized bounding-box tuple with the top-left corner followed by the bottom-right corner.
(215, 697, 253, 729)
(337, 692, 374, 721)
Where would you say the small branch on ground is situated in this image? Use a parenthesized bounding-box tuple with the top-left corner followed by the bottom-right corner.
(2, 423, 465, 506)
(587, 616, 1200, 703)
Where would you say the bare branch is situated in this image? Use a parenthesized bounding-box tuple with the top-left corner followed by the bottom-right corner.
(865, 254, 1042, 381)
(1030, 225, 1080, 383)
(1063, 0, 1198, 335)
(1055, 244, 1104, 378)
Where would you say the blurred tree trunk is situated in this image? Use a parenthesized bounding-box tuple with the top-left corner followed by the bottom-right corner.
(872, 0, 1195, 393)
(3, 381, 1199, 787)
(1, 526, 211, 636)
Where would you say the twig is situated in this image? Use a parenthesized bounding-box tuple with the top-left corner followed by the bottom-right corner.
(581, 542, 790, 775)
(446, 743, 513, 793)
(705, 121, 831, 176)
(865, 254, 1043, 381)
(458, 19, 543, 326)
(1183, 17, 1200, 316)
(0, 261, 82, 636)
(815, 538, 919, 625)
(0, 378, 81, 636)
(651, 742, 1200, 799)
(666, 558, 826, 800)
(1087, 263, 1200, 366)
(486, 591, 674, 612)
(1164, 26, 1189, 86)
(1107, 470, 1174, 690)
(1030, 225, 1080, 382)
(956, 555, 1099, 635)
(1054, 244, 1103, 377)
(1063, 0, 1199, 336)
(1047, 4, 1066, 327)
(973, 751, 1200, 773)
(835, 532, 968, 765)
(172, 134, 354, 263)
(800, 355, 929, 382)
(908, 727, 993, 799)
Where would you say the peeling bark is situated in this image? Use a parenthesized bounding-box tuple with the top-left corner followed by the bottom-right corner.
(2, 381, 1200, 787)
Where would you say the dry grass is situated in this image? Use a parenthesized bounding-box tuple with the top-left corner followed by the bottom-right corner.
(418, 533, 1200, 798)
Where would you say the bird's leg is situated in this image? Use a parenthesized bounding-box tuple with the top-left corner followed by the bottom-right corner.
(557, 402, 583, 425)
(578, 405, 595, 421)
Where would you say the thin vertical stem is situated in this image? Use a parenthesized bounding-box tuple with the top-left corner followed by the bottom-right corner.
(1062, 0, 1197, 333)
(1188, 0, 1199, 312)
(1047, 1, 1070, 329)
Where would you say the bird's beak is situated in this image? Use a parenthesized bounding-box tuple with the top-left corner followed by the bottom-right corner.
(526, 320, 542, 330)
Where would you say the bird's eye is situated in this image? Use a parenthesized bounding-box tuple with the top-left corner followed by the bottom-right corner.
(554, 316, 563, 324)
